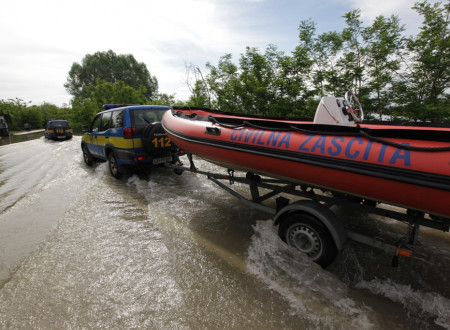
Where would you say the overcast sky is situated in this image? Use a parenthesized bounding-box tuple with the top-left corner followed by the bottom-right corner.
(0, 0, 441, 106)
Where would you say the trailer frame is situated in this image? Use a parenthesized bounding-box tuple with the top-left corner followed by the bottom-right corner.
(167, 154, 450, 267)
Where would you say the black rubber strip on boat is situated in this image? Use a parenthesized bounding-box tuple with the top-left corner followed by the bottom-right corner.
(163, 124, 450, 192)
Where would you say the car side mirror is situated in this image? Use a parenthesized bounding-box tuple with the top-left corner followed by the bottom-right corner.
(81, 125, 89, 132)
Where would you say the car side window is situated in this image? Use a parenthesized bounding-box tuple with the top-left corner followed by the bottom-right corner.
(100, 112, 112, 131)
(91, 115, 102, 132)
(111, 110, 124, 128)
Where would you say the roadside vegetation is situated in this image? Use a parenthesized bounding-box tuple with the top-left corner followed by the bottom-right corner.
(0, 1, 448, 133)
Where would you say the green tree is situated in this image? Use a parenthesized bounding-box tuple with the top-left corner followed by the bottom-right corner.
(65, 50, 158, 101)
(0, 98, 29, 131)
(239, 46, 275, 115)
(273, 48, 312, 117)
(187, 2, 448, 122)
(185, 63, 211, 108)
(206, 54, 242, 112)
(296, 19, 343, 97)
(39, 102, 72, 126)
(187, 80, 210, 107)
(340, 10, 366, 96)
(395, 1, 449, 121)
(21, 105, 43, 129)
(362, 15, 404, 119)
(153, 93, 185, 107)
(70, 79, 149, 130)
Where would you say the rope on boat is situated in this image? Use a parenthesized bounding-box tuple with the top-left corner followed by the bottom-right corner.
(359, 130, 450, 152)
(289, 124, 360, 136)
(207, 115, 450, 152)
(208, 115, 245, 129)
(243, 120, 291, 132)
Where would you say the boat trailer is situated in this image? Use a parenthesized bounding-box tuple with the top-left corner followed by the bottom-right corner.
(168, 154, 450, 268)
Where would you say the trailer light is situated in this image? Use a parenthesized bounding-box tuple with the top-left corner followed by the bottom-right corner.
(396, 248, 412, 258)
(134, 156, 147, 162)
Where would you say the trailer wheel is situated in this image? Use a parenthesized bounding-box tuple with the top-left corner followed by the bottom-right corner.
(278, 212, 337, 267)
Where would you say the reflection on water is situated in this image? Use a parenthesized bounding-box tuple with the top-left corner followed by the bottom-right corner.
(0, 131, 44, 146)
(0, 137, 449, 329)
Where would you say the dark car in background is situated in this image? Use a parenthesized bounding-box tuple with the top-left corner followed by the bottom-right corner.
(44, 120, 73, 140)
(81, 104, 184, 179)
(0, 115, 9, 137)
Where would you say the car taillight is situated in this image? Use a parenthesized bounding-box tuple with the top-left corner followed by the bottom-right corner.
(67, 126, 71, 129)
(123, 127, 136, 138)
(48, 126, 53, 130)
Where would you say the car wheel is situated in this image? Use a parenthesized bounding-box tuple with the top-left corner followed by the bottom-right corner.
(278, 212, 337, 268)
(108, 152, 123, 179)
(82, 144, 94, 166)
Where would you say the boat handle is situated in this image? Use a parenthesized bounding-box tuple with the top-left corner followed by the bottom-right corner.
(205, 126, 221, 136)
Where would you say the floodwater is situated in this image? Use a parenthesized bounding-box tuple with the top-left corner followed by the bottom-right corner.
(0, 136, 449, 329)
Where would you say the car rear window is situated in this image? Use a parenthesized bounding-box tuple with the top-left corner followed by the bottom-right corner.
(131, 109, 167, 126)
(51, 121, 70, 128)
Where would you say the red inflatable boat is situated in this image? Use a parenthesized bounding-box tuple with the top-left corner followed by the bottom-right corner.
(162, 93, 450, 219)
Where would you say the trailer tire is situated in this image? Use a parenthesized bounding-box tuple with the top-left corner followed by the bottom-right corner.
(278, 212, 337, 268)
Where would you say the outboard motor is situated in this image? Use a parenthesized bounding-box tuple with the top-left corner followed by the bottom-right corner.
(313, 91, 364, 126)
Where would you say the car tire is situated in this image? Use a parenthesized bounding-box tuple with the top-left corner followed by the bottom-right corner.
(108, 151, 123, 179)
(278, 212, 337, 268)
(82, 144, 94, 166)
(142, 122, 172, 156)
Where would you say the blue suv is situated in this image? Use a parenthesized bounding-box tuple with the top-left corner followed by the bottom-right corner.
(81, 104, 183, 178)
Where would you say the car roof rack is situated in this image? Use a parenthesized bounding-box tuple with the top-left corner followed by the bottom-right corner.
(102, 104, 140, 111)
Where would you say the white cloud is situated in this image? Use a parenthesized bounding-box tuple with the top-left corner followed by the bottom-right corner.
(345, 0, 442, 34)
(1, 0, 444, 106)
(0, 0, 241, 105)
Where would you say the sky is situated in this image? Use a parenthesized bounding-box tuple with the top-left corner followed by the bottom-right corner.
(0, 0, 442, 106)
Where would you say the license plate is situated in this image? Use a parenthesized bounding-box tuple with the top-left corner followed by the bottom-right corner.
(57, 136, 66, 139)
(153, 156, 172, 165)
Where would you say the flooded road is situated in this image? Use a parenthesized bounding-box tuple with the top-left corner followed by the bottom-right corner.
(0, 137, 449, 329)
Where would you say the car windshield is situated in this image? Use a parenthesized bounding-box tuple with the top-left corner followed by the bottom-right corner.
(132, 109, 168, 126)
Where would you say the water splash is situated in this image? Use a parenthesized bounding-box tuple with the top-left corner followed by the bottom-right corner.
(247, 220, 379, 329)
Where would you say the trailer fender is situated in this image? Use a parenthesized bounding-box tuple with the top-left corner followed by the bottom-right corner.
(274, 200, 347, 251)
